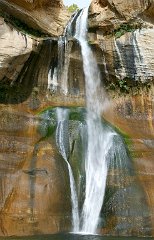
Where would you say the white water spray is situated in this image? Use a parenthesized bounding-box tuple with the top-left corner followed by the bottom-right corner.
(56, 108, 80, 232)
(75, 8, 114, 234)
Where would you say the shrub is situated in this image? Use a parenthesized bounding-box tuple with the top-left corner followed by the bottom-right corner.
(67, 4, 79, 13)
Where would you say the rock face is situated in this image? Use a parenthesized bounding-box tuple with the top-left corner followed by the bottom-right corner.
(0, 17, 33, 82)
(0, 3, 77, 236)
(98, 27, 154, 83)
(88, 0, 154, 83)
(103, 89, 154, 236)
(0, 106, 71, 236)
(89, 0, 154, 29)
(0, 0, 154, 237)
(87, 2, 154, 234)
(0, 0, 70, 37)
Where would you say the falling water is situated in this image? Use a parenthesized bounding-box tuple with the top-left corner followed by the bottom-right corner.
(57, 36, 68, 94)
(75, 8, 114, 234)
(57, 12, 79, 95)
(48, 67, 58, 91)
(56, 108, 80, 232)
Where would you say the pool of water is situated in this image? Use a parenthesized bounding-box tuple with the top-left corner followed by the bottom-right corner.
(0, 233, 154, 240)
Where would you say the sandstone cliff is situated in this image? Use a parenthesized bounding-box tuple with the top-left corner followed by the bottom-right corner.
(0, 0, 154, 237)
(88, 1, 154, 235)
(89, 0, 154, 29)
(88, 0, 154, 83)
(0, 0, 70, 37)
(0, 17, 33, 83)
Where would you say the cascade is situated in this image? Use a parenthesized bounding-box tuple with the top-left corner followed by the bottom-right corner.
(48, 67, 58, 91)
(57, 36, 65, 91)
(48, 11, 79, 94)
(55, 7, 118, 235)
(56, 108, 80, 232)
(57, 36, 70, 95)
(58, 11, 79, 94)
(75, 8, 114, 234)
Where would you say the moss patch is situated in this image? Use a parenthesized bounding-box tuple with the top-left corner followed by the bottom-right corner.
(69, 107, 86, 122)
(37, 108, 57, 138)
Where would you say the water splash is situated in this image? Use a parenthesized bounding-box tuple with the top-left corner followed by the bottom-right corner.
(75, 8, 114, 234)
(56, 108, 80, 232)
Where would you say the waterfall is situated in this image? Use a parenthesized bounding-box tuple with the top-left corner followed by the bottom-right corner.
(48, 67, 58, 91)
(57, 36, 70, 95)
(56, 12, 79, 95)
(56, 108, 80, 232)
(75, 8, 114, 234)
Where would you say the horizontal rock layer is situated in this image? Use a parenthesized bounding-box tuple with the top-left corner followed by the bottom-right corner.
(89, 0, 154, 30)
(0, 0, 70, 37)
(0, 0, 154, 237)
(0, 17, 33, 82)
(0, 106, 71, 236)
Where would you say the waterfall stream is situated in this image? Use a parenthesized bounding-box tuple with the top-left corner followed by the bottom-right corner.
(52, 11, 79, 95)
(75, 8, 114, 234)
(56, 108, 80, 232)
(55, 7, 115, 235)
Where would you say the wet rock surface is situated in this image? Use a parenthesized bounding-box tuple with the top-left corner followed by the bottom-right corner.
(0, 106, 71, 236)
(0, 0, 154, 237)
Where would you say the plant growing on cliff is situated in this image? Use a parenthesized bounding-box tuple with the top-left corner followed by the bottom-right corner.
(114, 23, 142, 39)
(118, 79, 129, 92)
(67, 4, 79, 13)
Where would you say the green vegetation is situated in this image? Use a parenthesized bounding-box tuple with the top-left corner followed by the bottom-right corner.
(37, 107, 86, 139)
(38, 108, 57, 138)
(114, 23, 142, 39)
(88, 40, 96, 45)
(106, 78, 130, 94)
(106, 77, 153, 96)
(67, 4, 79, 13)
(117, 79, 130, 93)
(69, 107, 86, 122)
(0, 11, 49, 38)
